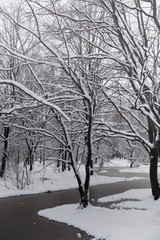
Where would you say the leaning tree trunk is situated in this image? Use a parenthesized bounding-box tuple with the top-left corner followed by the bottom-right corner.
(69, 148, 90, 208)
(69, 149, 90, 208)
(0, 127, 10, 178)
(58, 110, 93, 208)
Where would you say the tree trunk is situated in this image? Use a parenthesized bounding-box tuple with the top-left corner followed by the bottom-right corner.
(78, 102, 93, 207)
(62, 161, 66, 172)
(25, 149, 34, 171)
(70, 154, 89, 208)
(149, 147, 160, 200)
(0, 127, 10, 178)
(78, 184, 89, 208)
(79, 191, 89, 208)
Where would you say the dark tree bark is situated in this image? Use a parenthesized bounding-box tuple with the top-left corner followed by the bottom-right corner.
(0, 127, 10, 178)
(149, 147, 160, 200)
(62, 161, 66, 172)
(69, 149, 90, 208)
(79, 185, 89, 208)
(25, 148, 34, 171)
(78, 103, 93, 208)
(147, 117, 160, 200)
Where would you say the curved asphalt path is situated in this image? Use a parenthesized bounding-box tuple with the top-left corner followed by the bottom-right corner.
(0, 168, 150, 240)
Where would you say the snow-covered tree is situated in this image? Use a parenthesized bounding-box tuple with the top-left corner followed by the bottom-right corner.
(85, 0, 160, 200)
(0, 0, 109, 207)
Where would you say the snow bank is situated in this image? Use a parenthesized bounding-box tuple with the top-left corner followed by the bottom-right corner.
(104, 158, 130, 167)
(119, 165, 149, 173)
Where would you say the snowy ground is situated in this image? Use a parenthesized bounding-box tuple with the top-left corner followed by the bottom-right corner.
(119, 164, 149, 173)
(37, 159, 160, 240)
(0, 159, 143, 198)
(104, 159, 131, 167)
(1, 158, 157, 240)
(39, 189, 160, 240)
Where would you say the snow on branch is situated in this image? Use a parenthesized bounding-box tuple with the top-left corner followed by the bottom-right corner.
(12, 124, 66, 146)
(0, 79, 69, 121)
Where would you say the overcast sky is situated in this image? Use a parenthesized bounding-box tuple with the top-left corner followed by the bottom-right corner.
(0, 0, 25, 7)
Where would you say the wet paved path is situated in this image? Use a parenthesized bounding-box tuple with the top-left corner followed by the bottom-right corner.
(0, 168, 150, 240)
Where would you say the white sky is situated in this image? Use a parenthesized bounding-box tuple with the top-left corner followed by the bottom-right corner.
(0, 0, 15, 6)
